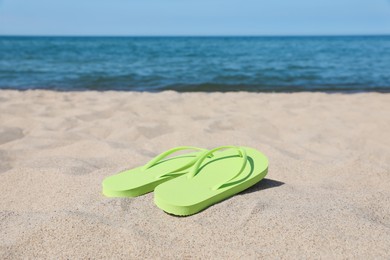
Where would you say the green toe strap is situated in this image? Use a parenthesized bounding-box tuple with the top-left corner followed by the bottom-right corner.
(142, 146, 208, 179)
(188, 146, 248, 190)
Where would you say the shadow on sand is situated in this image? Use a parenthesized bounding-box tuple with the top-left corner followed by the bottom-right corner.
(239, 178, 285, 195)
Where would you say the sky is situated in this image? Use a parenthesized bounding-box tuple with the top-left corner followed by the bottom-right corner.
(0, 0, 390, 36)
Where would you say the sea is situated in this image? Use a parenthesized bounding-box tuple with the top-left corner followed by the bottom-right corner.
(0, 36, 389, 92)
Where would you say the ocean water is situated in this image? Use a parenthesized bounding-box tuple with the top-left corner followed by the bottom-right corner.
(0, 36, 389, 92)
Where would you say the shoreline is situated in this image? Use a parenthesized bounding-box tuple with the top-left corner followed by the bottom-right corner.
(1, 88, 390, 94)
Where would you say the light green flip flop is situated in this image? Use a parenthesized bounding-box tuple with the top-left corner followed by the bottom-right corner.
(154, 146, 268, 216)
(102, 146, 208, 197)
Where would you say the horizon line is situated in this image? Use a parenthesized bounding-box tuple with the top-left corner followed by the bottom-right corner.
(1, 33, 390, 38)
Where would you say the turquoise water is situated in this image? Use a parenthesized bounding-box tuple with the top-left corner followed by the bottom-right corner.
(0, 36, 389, 92)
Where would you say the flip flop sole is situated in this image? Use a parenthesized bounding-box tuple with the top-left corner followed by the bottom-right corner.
(102, 149, 207, 198)
(154, 147, 268, 216)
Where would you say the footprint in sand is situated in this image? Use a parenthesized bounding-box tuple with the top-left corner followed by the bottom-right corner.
(191, 115, 210, 121)
(22, 157, 109, 176)
(76, 109, 114, 122)
(206, 120, 234, 133)
(137, 122, 173, 139)
(0, 150, 12, 174)
(254, 118, 280, 140)
(0, 127, 24, 145)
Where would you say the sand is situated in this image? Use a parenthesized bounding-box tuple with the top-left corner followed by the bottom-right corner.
(0, 90, 389, 259)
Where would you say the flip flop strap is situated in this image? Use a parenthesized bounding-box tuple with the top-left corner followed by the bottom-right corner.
(188, 146, 247, 190)
(142, 146, 207, 172)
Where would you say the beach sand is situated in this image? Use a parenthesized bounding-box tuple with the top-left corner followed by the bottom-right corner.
(0, 90, 389, 258)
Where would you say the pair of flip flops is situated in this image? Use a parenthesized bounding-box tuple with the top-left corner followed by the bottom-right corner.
(102, 146, 268, 216)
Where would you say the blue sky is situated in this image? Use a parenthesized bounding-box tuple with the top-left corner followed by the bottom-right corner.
(0, 0, 390, 36)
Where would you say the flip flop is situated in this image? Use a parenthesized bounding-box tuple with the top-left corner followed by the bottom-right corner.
(154, 146, 268, 216)
(102, 146, 209, 197)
